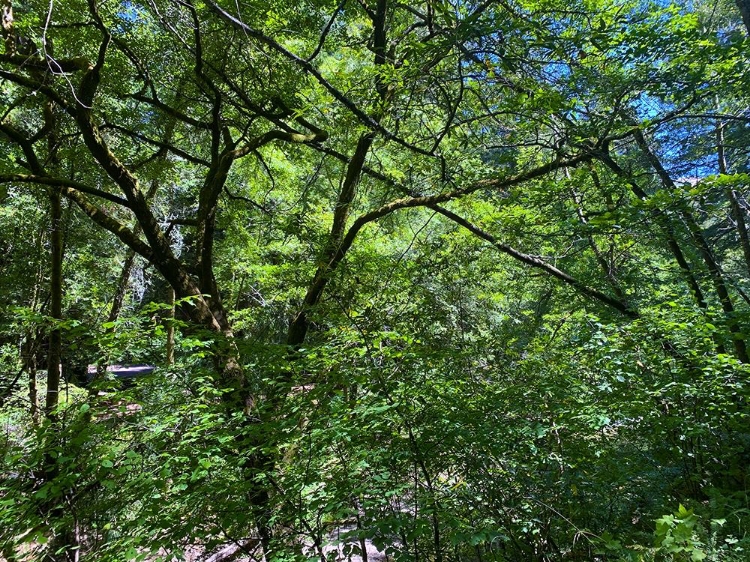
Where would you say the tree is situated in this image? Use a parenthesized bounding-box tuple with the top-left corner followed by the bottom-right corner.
(1, 0, 749, 560)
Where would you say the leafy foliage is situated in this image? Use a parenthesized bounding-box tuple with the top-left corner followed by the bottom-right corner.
(1, 0, 750, 560)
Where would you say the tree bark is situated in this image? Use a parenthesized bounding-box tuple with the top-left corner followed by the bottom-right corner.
(736, 0, 750, 35)
(23, 333, 39, 426)
(431, 204, 637, 317)
(593, 151, 710, 311)
(717, 121, 750, 277)
(166, 287, 175, 365)
(107, 249, 137, 325)
(45, 188, 62, 420)
(632, 130, 748, 362)
(287, 133, 375, 347)
(288, 0, 390, 348)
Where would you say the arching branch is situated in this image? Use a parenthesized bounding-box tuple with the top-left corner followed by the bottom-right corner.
(429, 204, 638, 318)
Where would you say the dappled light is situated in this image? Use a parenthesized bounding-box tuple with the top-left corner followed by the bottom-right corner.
(1, 0, 750, 560)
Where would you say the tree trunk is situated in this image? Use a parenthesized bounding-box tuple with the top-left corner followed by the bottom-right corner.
(717, 121, 750, 277)
(25, 230, 46, 426)
(44, 188, 76, 562)
(23, 334, 39, 426)
(595, 151, 710, 312)
(632, 130, 748, 362)
(107, 249, 137, 325)
(45, 188, 62, 420)
(166, 287, 175, 365)
(736, 0, 750, 35)
(288, 0, 390, 348)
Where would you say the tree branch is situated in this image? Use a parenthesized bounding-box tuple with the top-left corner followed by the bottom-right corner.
(429, 204, 637, 317)
(0, 52, 89, 72)
(0, 174, 130, 207)
(205, 0, 437, 158)
(103, 122, 210, 166)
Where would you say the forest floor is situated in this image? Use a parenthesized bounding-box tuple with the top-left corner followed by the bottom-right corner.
(315, 524, 389, 561)
(157, 524, 390, 562)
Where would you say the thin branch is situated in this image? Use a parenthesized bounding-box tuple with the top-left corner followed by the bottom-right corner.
(223, 186, 269, 213)
(307, 0, 347, 62)
(0, 174, 130, 207)
(230, 127, 329, 159)
(103, 122, 210, 166)
(129, 92, 213, 130)
(205, 0, 436, 158)
(0, 52, 89, 72)
(0, 68, 72, 112)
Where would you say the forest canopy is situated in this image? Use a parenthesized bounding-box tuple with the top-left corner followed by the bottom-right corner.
(1, 0, 750, 560)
